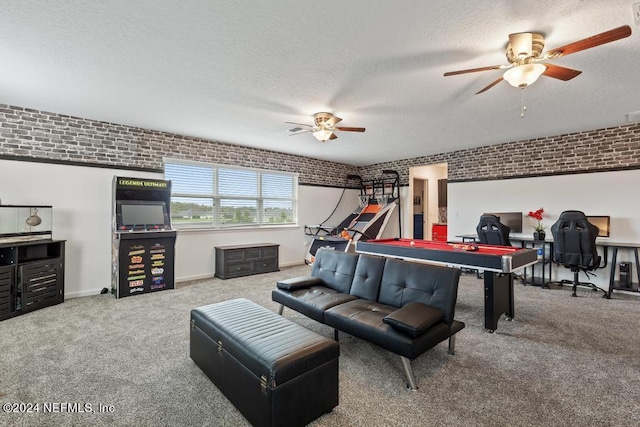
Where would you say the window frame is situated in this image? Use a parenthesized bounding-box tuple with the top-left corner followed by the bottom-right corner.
(163, 158, 298, 230)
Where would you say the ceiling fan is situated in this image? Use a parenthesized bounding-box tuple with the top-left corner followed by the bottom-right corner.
(443, 25, 632, 94)
(286, 112, 365, 142)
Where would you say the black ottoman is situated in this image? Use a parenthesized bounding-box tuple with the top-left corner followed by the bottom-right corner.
(190, 298, 339, 427)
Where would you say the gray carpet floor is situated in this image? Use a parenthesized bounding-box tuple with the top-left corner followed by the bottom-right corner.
(1, 264, 639, 426)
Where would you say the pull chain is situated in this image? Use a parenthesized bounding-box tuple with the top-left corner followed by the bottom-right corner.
(520, 86, 527, 118)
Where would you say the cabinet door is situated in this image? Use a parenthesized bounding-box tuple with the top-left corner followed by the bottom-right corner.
(0, 265, 16, 318)
(225, 262, 254, 278)
(432, 225, 448, 242)
(254, 258, 278, 273)
(261, 246, 278, 259)
(225, 249, 246, 262)
(20, 258, 62, 312)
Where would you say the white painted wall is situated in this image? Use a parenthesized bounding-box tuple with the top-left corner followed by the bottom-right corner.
(447, 169, 640, 290)
(0, 159, 359, 298)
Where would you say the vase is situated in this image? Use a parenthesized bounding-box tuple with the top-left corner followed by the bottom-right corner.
(533, 231, 545, 241)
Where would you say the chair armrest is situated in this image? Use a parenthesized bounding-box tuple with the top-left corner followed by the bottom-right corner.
(383, 302, 444, 337)
(276, 276, 323, 291)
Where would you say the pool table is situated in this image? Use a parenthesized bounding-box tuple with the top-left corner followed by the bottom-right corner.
(355, 238, 538, 332)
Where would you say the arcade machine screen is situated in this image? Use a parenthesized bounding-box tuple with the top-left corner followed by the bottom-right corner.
(117, 201, 169, 230)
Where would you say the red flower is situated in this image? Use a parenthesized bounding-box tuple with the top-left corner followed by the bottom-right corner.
(527, 208, 544, 221)
(527, 208, 545, 231)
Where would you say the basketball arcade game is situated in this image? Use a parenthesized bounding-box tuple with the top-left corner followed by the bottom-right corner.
(111, 177, 177, 298)
(304, 170, 401, 264)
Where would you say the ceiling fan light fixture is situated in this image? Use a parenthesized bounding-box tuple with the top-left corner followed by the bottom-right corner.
(312, 127, 333, 142)
(508, 33, 533, 58)
(503, 63, 546, 88)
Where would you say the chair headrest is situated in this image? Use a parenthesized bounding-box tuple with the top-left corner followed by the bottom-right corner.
(478, 214, 501, 224)
(476, 214, 511, 246)
(557, 210, 588, 222)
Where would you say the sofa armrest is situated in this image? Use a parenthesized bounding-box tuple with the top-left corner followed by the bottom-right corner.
(276, 276, 323, 291)
(383, 302, 444, 337)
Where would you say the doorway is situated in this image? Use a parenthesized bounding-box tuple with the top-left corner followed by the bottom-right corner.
(409, 163, 448, 241)
(412, 178, 426, 239)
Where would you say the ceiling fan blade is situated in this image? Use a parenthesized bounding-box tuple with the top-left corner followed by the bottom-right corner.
(329, 133, 338, 140)
(544, 25, 632, 59)
(444, 64, 510, 77)
(327, 115, 342, 126)
(542, 63, 582, 81)
(285, 121, 313, 127)
(288, 130, 313, 136)
(475, 77, 504, 95)
(335, 127, 365, 132)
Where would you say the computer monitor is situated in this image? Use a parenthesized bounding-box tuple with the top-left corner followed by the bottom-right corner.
(483, 212, 523, 233)
(586, 215, 610, 237)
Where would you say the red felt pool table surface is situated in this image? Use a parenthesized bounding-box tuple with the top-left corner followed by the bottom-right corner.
(372, 238, 519, 254)
(356, 238, 537, 273)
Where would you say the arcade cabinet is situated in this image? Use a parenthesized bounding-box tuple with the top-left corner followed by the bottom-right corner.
(111, 177, 177, 298)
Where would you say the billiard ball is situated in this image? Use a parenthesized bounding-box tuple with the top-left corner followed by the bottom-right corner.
(410, 241, 415, 246)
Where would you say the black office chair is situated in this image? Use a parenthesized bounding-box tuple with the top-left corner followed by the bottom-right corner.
(476, 214, 511, 246)
(551, 210, 605, 297)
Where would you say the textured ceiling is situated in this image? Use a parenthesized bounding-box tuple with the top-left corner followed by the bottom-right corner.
(1, 1, 638, 166)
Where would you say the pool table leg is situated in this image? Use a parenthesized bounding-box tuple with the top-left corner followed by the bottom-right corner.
(483, 272, 515, 332)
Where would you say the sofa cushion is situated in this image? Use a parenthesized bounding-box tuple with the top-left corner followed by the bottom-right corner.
(310, 248, 359, 294)
(272, 286, 358, 322)
(324, 299, 451, 359)
(277, 276, 323, 291)
(383, 302, 444, 337)
(349, 254, 386, 301)
(377, 258, 460, 325)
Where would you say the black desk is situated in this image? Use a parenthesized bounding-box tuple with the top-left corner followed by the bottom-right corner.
(510, 236, 553, 288)
(456, 234, 640, 299)
(599, 242, 640, 298)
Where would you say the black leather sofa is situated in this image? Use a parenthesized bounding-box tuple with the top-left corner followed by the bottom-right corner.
(272, 248, 465, 389)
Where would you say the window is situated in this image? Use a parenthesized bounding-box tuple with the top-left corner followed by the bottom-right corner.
(164, 159, 297, 229)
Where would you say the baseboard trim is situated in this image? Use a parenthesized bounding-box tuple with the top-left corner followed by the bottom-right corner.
(65, 261, 309, 299)
(66, 289, 107, 299)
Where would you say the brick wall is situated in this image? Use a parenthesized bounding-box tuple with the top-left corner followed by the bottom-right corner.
(2, 103, 639, 187)
(360, 123, 640, 184)
(0, 104, 359, 187)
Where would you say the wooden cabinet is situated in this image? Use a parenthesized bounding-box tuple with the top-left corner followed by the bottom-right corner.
(0, 265, 15, 319)
(215, 243, 279, 279)
(0, 239, 65, 321)
(437, 179, 448, 207)
(432, 224, 448, 242)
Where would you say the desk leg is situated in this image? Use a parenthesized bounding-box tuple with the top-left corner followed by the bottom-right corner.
(484, 272, 514, 332)
(635, 249, 640, 292)
(607, 248, 618, 299)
